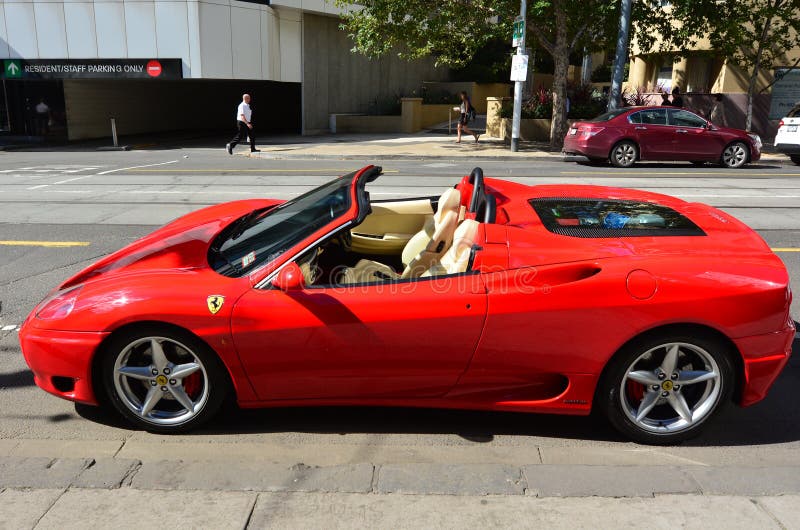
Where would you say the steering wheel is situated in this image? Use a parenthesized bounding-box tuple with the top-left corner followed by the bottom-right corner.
(468, 167, 485, 213)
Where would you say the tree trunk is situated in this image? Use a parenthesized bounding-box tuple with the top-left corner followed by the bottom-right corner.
(549, 3, 569, 148)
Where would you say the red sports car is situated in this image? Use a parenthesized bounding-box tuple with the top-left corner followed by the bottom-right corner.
(563, 106, 762, 168)
(20, 166, 793, 444)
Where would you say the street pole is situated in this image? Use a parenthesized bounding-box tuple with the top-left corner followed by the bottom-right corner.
(607, 0, 632, 111)
(511, 0, 527, 152)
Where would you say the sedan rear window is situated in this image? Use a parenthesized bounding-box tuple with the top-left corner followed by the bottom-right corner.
(587, 109, 629, 122)
(529, 198, 705, 238)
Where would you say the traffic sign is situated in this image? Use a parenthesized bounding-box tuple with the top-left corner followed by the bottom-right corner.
(512, 16, 525, 47)
(510, 54, 529, 82)
(4, 60, 21, 79)
(146, 60, 162, 77)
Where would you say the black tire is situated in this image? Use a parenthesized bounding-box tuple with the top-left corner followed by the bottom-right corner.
(720, 141, 749, 168)
(609, 141, 638, 168)
(597, 332, 735, 444)
(99, 325, 230, 433)
(790, 155, 800, 166)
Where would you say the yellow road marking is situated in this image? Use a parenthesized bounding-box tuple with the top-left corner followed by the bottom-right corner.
(771, 248, 800, 252)
(0, 241, 90, 247)
(129, 168, 400, 173)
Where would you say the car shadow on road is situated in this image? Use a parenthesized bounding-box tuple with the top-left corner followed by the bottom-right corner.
(75, 336, 800, 446)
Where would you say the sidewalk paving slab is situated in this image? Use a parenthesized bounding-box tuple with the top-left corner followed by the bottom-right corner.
(248, 492, 786, 530)
(72, 458, 140, 489)
(375, 463, 524, 496)
(0, 457, 92, 489)
(0, 488, 64, 530)
(131, 460, 374, 493)
(686, 466, 800, 496)
(757, 496, 800, 528)
(522, 465, 701, 497)
(35, 488, 256, 530)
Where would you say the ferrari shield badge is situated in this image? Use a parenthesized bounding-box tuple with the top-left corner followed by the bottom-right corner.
(207, 295, 225, 315)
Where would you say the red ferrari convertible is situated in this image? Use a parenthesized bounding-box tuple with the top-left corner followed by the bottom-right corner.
(20, 166, 793, 443)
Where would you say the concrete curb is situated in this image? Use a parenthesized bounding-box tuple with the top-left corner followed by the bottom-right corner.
(2, 457, 799, 497)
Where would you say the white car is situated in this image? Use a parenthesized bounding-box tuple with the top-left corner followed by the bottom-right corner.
(774, 104, 800, 164)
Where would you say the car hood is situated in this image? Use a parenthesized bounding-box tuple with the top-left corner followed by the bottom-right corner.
(58, 199, 283, 290)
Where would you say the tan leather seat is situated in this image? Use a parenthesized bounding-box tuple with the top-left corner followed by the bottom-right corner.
(423, 219, 480, 277)
(342, 188, 461, 283)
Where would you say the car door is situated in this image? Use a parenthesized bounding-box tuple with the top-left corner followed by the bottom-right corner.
(667, 109, 721, 160)
(629, 109, 674, 159)
(231, 272, 487, 400)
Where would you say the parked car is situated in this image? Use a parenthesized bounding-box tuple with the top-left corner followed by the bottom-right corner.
(563, 106, 762, 168)
(20, 166, 793, 444)
(774, 104, 800, 165)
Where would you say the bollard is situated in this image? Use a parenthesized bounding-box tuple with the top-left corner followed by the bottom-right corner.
(110, 117, 118, 147)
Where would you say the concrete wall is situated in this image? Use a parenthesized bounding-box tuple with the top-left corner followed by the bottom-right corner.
(0, 0, 301, 82)
(63, 79, 301, 140)
(330, 115, 402, 134)
(301, 13, 450, 134)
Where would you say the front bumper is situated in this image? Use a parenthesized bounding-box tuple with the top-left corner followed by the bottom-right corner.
(19, 320, 109, 405)
(734, 320, 795, 407)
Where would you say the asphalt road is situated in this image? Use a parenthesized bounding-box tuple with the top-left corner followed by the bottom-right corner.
(1, 147, 798, 467)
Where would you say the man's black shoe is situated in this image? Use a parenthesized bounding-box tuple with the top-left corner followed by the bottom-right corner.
(226, 143, 232, 155)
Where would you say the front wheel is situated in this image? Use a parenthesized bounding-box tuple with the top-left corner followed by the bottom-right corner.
(721, 142, 749, 168)
(100, 326, 230, 433)
(610, 141, 638, 168)
(598, 333, 734, 444)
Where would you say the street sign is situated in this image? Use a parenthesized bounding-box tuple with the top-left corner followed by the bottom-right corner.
(0, 59, 182, 80)
(4, 60, 21, 79)
(511, 54, 529, 82)
(512, 16, 525, 48)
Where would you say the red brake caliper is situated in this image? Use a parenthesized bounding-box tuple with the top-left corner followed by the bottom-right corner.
(183, 372, 202, 398)
(626, 379, 645, 403)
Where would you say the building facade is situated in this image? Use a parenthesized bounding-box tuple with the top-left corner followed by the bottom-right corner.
(0, 0, 447, 140)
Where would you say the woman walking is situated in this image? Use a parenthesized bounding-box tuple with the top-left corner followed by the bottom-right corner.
(455, 91, 480, 143)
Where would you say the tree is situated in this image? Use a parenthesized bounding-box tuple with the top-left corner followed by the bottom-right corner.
(335, 0, 622, 147)
(634, 0, 800, 132)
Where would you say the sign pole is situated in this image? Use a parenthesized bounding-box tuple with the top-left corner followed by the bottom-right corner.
(511, 0, 527, 152)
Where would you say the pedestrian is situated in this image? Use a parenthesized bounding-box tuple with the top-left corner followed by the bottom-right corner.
(660, 92, 671, 106)
(454, 91, 479, 144)
(709, 93, 727, 127)
(226, 93, 259, 154)
(35, 98, 50, 136)
(670, 86, 684, 108)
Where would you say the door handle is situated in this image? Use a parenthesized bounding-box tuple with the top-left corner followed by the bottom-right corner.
(635, 126, 647, 130)
(676, 129, 688, 133)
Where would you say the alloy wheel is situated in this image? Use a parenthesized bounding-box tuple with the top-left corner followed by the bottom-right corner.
(619, 342, 721, 435)
(112, 336, 210, 426)
(722, 143, 748, 168)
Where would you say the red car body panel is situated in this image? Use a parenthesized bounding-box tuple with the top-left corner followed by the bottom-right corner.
(563, 106, 762, 163)
(19, 168, 793, 423)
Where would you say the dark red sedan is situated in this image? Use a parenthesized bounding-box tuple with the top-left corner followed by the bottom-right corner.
(563, 106, 762, 168)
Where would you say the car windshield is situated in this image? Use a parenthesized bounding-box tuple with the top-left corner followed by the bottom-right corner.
(209, 173, 356, 277)
(587, 109, 629, 122)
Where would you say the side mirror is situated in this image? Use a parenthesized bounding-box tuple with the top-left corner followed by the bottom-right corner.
(271, 262, 305, 291)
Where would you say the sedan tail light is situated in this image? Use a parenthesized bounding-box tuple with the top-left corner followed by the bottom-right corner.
(778, 119, 784, 128)
(581, 126, 605, 138)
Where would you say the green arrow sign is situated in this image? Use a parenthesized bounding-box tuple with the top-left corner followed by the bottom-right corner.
(512, 17, 525, 47)
(4, 60, 21, 78)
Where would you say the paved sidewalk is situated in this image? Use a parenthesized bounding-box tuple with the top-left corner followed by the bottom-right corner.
(2, 449, 800, 529)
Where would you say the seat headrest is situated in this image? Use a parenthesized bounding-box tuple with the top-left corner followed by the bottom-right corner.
(434, 188, 462, 224)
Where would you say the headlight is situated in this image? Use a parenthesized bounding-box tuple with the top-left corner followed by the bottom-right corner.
(36, 286, 82, 321)
(748, 133, 762, 149)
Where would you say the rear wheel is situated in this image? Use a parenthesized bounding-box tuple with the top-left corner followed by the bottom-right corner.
(598, 333, 734, 444)
(721, 142, 749, 168)
(100, 326, 229, 433)
(790, 155, 800, 165)
(610, 141, 638, 168)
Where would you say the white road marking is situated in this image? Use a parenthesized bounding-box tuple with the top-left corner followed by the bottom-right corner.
(96, 160, 179, 175)
(53, 175, 100, 185)
(1, 325, 18, 331)
(27, 184, 49, 190)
